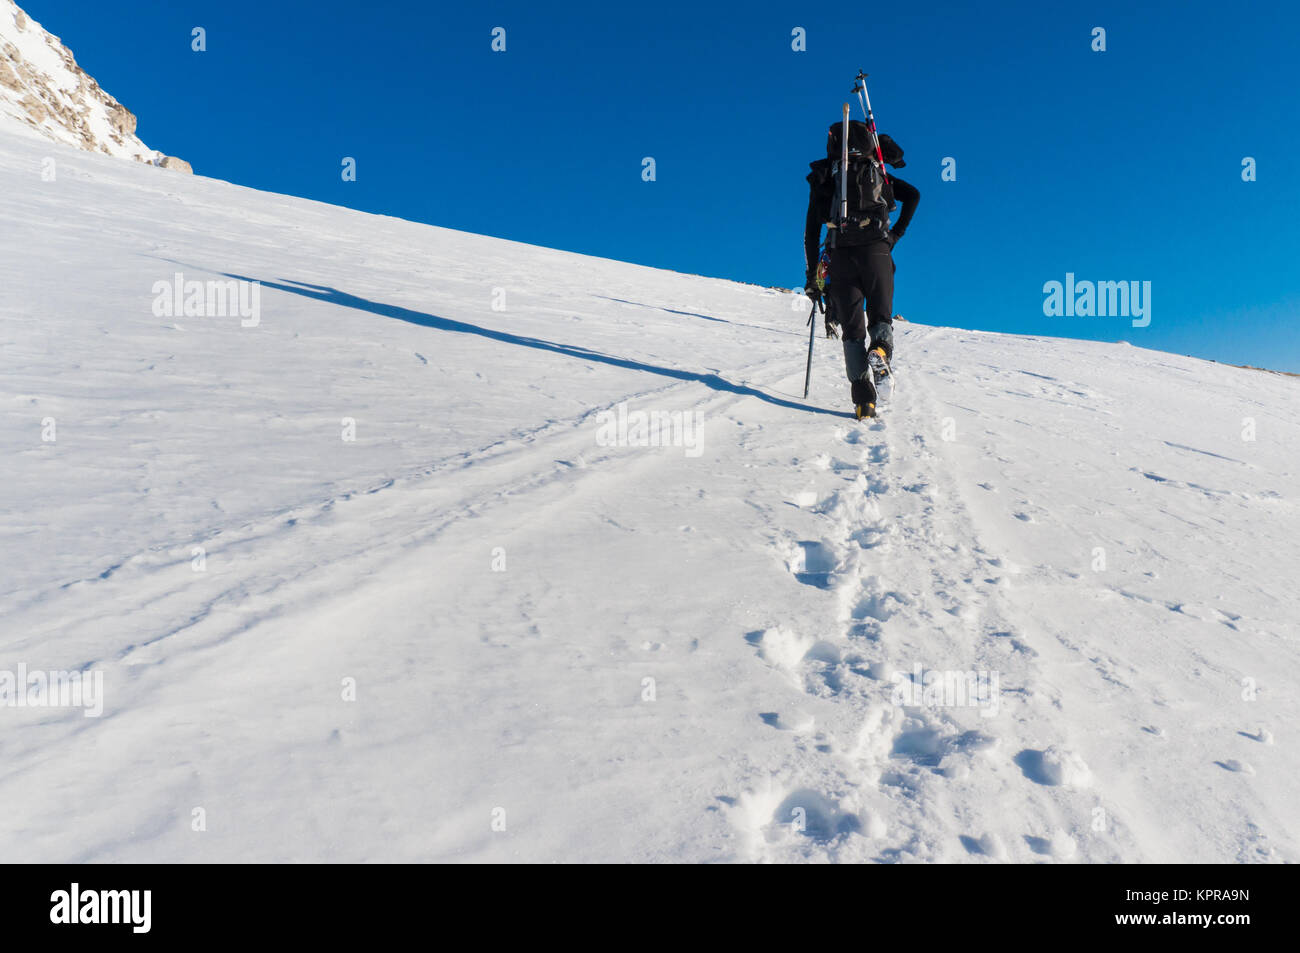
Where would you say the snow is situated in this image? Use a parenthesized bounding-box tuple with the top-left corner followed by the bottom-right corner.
(1, 124, 1298, 863)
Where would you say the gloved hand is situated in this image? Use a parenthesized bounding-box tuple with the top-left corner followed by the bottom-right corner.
(804, 277, 823, 310)
(887, 226, 905, 246)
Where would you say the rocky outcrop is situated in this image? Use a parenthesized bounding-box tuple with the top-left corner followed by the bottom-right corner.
(0, 1, 190, 171)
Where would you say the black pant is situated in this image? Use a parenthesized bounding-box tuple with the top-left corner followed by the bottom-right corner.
(827, 240, 895, 392)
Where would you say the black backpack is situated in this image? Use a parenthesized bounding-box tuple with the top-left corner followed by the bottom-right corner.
(820, 120, 896, 246)
(826, 123, 906, 168)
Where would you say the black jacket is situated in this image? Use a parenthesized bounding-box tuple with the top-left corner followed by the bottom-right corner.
(804, 160, 920, 277)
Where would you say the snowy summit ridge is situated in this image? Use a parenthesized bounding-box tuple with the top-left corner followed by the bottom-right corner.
(0, 0, 187, 169)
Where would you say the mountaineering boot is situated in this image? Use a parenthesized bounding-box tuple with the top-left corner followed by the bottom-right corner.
(842, 338, 876, 418)
(869, 345, 891, 387)
(852, 374, 877, 420)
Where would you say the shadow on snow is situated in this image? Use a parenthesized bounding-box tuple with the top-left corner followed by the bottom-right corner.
(212, 272, 847, 419)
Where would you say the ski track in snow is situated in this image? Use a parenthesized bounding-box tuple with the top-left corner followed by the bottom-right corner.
(1, 127, 1297, 863)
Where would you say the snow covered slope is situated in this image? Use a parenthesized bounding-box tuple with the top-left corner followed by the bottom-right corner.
(1, 125, 1297, 863)
(0, 1, 160, 163)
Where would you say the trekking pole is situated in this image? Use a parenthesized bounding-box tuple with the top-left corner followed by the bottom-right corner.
(803, 304, 815, 398)
(853, 70, 889, 183)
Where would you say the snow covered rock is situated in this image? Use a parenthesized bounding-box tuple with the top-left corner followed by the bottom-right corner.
(159, 155, 192, 174)
(0, 0, 185, 169)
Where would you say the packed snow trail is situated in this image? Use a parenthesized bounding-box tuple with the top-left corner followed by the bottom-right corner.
(1, 127, 1296, 862)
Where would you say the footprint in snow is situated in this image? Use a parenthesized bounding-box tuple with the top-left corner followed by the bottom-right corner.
(790, 540, 840, 589)
(988, 631, 1037, 656)
(1014, 746, 1091, 788)
(1024, 829, 1078, 859)
(759, 710, 815, 733)
(746, 627, 812, 670)
(891, 726, 948, 767)
(852, 591, 898, 622)
(1215, 759, 1256, 774)
(960, 832, 1008, 859)
(725, 785, 872, 855)
(771, 789, 862, 843)
(791, 489, 820, 508)
(850, 524, 890, 550)
(891, 723, 999, 772)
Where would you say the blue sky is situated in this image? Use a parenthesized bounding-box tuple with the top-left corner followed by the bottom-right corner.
(25, 0, 1300, 371)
